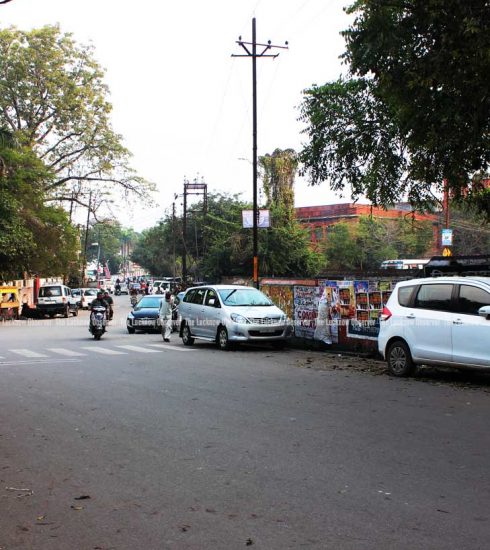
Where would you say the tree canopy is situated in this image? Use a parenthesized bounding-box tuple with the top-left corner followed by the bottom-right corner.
(0, 25, 151, 210)
(131, 193, 323, 281)
(300, 0, 490, 217)
(0, 129, 78, 280)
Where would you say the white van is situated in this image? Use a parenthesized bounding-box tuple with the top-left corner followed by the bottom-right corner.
(37, 284, 79, 317)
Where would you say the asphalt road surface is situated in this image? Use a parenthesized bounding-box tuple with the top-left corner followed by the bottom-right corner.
(1, 295, 489, 550)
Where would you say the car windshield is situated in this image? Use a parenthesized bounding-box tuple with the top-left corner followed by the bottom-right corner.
(135, 297, 161, 309)
(83, 289, 98, 296)
(71, 289, 81, 296)
(218, 288, 272, 306)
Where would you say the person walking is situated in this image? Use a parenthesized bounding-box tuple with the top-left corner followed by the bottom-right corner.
(159, 291, 174, 342)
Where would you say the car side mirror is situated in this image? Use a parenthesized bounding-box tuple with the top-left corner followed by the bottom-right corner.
(478, 305, 490, 320)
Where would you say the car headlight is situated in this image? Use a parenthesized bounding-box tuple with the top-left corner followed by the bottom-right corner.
(231, 313, 250, 324)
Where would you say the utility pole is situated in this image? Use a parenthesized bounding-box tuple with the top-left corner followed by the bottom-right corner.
(232, 18, 288, 288)
(181, 177, 208, 287)
(172, 199, 177, 283)
(81, 190, 93, 286)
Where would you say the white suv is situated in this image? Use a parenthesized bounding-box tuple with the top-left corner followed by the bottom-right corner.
(378, 277, 490, 376)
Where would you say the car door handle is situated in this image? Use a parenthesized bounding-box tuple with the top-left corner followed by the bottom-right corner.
(453, 319, 463, 325)
(406, 314, 416, 319)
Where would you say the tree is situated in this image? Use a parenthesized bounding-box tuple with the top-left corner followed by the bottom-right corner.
(259, 148, 298, 216)
(0, 25, 151, 210)
(130, 193, 323, 281)
(0, 129, 79, 280)
(323, 216, 433, 271)
(300, 0, 490, 217)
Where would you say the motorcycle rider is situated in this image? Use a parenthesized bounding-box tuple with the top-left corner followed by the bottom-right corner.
(130, 286, 138, 306)
(115, 277, 121, 295)
(103, 290, 114, 320)
(89, 291, 108, 332)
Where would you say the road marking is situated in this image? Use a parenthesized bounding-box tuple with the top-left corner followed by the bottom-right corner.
(116, 345, 161, 353)
(0, 359, 80, 366)
(11, 349, 49, 358)
(47, 348, 86, 357)
(80, 347, 127, 355)
(148, 344, 197, 352)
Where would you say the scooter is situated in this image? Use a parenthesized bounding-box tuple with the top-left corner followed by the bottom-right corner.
(115, 284, 121, 296)
(89, 306, 107, 340)
(130, 294, 138, 307)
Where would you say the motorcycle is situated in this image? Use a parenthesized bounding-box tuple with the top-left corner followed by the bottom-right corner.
(89, 306, 107, 340)
(130, 294, 138, 307)
(115, 284, 121, 296)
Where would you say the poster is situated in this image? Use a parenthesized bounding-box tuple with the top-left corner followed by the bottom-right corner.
(261, 284, 294, 320)
(293, 285, 320, 339)
(319, 280, 340, 344)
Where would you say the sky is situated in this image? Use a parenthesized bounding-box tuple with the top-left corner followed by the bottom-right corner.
(1, 0, 356, 231)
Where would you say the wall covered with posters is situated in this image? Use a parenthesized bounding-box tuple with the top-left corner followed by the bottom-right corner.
(260, 278, 396, 345)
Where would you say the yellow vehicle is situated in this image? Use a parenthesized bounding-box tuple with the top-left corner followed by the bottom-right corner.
(0, 286, 20, 320)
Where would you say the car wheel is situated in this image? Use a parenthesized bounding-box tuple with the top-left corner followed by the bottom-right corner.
(127, 327, 135, 334)
(217, 326, 230, 351)
(182, 324, 194, 346)
(63, 305, 69, 318)
(386, 340, 416, 377)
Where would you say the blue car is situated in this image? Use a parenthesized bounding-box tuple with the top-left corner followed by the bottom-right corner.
(126, 295, 163, 334)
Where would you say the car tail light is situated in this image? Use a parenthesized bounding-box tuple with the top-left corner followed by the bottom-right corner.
(380, 306, 392, 321)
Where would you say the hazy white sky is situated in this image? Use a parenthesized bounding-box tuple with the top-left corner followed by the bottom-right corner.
(2, 0, 355, 230)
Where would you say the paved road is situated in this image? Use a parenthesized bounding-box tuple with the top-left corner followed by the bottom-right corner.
(1, 295, 489, 549)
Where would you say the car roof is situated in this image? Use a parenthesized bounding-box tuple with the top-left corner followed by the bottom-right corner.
(396, 276, 490, 287)
(185, 284, 254, 291)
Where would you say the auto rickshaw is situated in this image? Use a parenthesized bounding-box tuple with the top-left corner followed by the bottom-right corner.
(0, 286, 20, 320)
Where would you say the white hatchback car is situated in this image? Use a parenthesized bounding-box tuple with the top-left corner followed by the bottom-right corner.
(179, 285, 293, 350)
(378, 277, 490, 376)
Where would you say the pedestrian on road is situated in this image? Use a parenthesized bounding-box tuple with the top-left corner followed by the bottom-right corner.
(159, 291, 174, 342)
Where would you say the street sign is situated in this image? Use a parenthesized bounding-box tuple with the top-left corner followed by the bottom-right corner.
(441, 228, 453, 246)
(442, 247, 452, 257)
(242, 209, 271, 228)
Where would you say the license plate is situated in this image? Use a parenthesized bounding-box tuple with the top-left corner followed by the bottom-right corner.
(136, 319, 154, 326)
(260, 327, 277, 333)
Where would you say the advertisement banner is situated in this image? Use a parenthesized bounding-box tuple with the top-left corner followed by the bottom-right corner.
(293, 285, 320, 339)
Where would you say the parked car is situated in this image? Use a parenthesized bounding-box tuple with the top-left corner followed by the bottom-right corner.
(37, 284, 79, 317)
(79, 288, 99, 309)
(178, 285, 293, 350)
(71, 288, 83, 308)
(126, 295, 163, 333)
(378, 276, 490, 376)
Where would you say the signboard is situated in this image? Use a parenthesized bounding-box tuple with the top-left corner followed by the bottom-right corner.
(442, 247, 452, 257)
(293, 285, 320, 339)
(441, 228, 453, 246)
(242, 209, 270, 228)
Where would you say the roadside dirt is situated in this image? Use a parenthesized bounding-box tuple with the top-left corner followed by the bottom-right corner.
(295, 350, 490, 393)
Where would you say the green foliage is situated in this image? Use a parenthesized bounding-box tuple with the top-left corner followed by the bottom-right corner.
(300, 0, 490, 216)
(0, 135, 79, 280)
(131, 222, 175, 277)
(259, 149, 298, 216)
(83, 220, 128, 274)
(0, 25, 151, 205)
(131, 193, 323, 281)
(324, 216, 433, 271)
